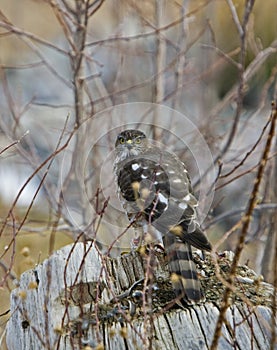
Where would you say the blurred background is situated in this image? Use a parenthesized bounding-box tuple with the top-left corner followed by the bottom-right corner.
(0, 0, 276, 346)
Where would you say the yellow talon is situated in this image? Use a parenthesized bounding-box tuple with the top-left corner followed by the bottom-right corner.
(169, 225, 183, 236)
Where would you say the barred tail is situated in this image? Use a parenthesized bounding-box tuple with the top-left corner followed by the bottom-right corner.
(163, 232, 203, 303)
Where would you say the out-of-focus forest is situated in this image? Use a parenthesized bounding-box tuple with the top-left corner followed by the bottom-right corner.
(0, 0, 276, 348)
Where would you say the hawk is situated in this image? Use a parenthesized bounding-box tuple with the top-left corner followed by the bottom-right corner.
(113, 129, 212, 303)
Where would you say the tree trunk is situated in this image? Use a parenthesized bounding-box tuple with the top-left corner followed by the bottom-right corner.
(6, 242, 276, 349)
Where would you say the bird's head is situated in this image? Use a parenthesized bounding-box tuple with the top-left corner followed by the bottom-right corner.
(115, 129, 148, 160)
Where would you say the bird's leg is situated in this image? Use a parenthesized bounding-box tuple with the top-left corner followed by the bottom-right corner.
(150, 228, 164, 246)
(131, 228, 144, 250)
(131, 223, 150, 249)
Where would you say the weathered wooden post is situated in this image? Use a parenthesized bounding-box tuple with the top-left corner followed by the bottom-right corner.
(6, 242, 276, 349)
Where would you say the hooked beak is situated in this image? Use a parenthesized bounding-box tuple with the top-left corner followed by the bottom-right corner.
(126, 139, 133, 149)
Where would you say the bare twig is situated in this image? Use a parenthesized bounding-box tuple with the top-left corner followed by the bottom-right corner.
(220, 112, 272, 178)
(211, 101, 277, 349)
(204, 203, 277, 230)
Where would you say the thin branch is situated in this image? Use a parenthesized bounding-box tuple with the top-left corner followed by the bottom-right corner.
(211, 101, 277, 349)
(201, 44, 241, 69)
(220, 111, 272, 178)
(214, 0, 255, 163)
(88, 0, 105, 17)
(204, 203, 277, 230)
(0, 123, 77, 248)
(85, 0, 213, 49)
(0, 131, 29, 156)
(225, 0, 243, 37)
(0, 15, 68, 55)
(209, 42, 277, 120)
(215, 151, 277, 191)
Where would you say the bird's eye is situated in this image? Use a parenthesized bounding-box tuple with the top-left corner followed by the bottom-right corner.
(136, 138, 141, 144)
(119, 137, 125, 144)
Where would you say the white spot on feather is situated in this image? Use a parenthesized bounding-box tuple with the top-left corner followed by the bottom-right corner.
(132, 163, 140, 171)
(183, 194, 198, 206)
(173, 178, 182, 183)
(178, 202, 187, 210)
(184, 194, 191, 201)
(158, 193, 168, 206)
